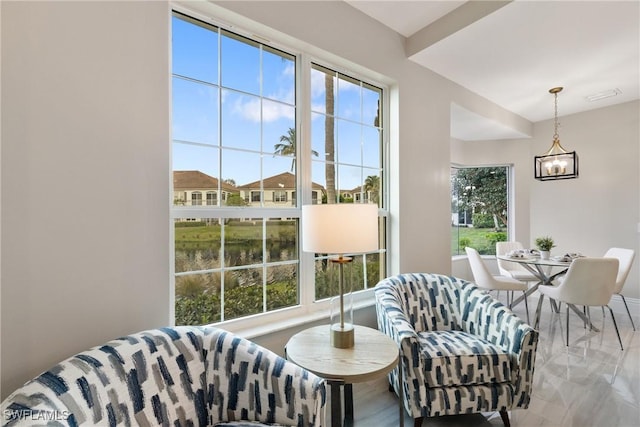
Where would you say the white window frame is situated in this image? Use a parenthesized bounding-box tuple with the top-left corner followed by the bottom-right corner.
(170, 2, 391, 335)
(191, 191, 202, 206)
(206, 191, 217, 205)
(450, 163, 512, 257)
(273, 190, 287, 203)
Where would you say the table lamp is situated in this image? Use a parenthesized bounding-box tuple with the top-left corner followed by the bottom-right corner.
(302, 203, 378, 348)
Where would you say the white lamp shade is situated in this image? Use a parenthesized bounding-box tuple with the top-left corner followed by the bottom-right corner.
(302, 204, 378, 254)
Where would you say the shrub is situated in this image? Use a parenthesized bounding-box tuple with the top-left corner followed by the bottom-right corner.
(471, 213, 494, 228)
(459, 237, 471, 250)
(486, 232, 507, 246)
(175, 221, 206, 228)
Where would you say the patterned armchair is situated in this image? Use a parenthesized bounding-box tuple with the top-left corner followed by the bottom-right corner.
(374, 273, 538, 427)
(1, 326, 326, 427)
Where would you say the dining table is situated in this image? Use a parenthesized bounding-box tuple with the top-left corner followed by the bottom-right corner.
(496, 254, 599, 331)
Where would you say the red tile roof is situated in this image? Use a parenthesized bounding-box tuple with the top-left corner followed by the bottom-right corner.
(237, 171, 324, 190)
(173, 171, 238, 192)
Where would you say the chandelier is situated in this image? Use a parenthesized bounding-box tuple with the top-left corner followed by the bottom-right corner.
(534, 87, 578, 180)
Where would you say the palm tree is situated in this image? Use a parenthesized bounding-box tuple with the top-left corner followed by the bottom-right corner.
(324, 73, 336, 204)
(274, 127, 318, 172)
(364, 175, 380, 204)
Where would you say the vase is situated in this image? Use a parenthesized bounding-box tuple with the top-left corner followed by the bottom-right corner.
(540, 250, 550, 260)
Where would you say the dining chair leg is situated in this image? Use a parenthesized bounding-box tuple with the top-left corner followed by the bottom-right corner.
(534, 294, 545, 329)
(523, 291, 530, 324)
(566, 305, 570, 346)
(582, 305, 591, 329)
(499, 409, 511, 427)
(583, 306, 591, 329)
(606, 305, 624, 351)
(619, 294, 636, 331)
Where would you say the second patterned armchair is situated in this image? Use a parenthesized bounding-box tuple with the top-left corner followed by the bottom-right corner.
(375, 273, 538, 427)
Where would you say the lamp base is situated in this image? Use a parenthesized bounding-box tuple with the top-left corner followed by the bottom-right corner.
(330, 323, 354, 348)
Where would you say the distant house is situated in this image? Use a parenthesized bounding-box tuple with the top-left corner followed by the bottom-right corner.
(173, 170, 239, 206)
(237, 172, 325, 206)
(174, 170, 375, 208)
(341, 185, 371, 203)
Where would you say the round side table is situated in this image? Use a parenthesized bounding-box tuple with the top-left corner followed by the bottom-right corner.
(286, 324, 403, 427)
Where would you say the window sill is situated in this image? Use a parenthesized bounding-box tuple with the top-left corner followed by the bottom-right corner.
(212, 292, 377, 340)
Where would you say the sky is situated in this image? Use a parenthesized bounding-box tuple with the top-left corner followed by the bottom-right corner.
(171, 14, 381, 191)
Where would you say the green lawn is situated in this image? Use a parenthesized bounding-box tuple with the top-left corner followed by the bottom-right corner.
(451, 226, 506, 256)
(175, 220, 296, 249)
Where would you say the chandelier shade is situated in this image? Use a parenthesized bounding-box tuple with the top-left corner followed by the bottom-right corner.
(534, 87, 579, 181)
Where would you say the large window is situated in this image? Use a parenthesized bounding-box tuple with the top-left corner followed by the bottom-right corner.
(171, 11, 387, 326)
(309, 64, 386, 299)
(451, 166, 509, 256)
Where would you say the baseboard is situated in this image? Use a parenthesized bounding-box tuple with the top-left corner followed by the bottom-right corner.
(609, 294, 639, 316)
(528, 293, 638, 318)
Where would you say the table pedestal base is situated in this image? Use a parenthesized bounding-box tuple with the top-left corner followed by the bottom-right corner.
(328, 382, 354, 427)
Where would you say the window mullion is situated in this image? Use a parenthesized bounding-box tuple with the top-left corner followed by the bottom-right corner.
(298, 53, 316, 307)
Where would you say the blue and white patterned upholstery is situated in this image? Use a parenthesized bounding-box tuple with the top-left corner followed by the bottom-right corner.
(1, 326, 326, 427)
(375, 273, 538, 424)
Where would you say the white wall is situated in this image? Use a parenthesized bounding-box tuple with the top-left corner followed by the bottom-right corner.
(1, 1, 171, 398)
(0, 0, 3, 398)
(530, 101, 640, 298)
(452, 101, 640, 300)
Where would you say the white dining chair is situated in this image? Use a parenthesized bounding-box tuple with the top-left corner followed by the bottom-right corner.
(534, 257, 623, 350)
(465, 247, 530, 323)
(604, 247, 636, 331)
(496, 241, 538, 284)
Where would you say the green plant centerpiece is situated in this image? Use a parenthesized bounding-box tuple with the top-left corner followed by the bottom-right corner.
(534, 236, 555, 259)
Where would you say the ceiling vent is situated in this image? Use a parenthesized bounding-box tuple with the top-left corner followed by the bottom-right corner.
(585, 88, 622, 102)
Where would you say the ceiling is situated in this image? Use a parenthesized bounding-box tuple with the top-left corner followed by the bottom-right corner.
(345, 0, 640, 140)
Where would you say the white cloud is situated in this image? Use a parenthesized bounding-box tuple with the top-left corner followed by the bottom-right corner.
(234, 97, 261, 122)
(263, 99, 295, 121)
(311, 103, 326, 115)
(230, 62, 297, 122)
(311, 69, 326, 99)
(233, 96, 295, 123)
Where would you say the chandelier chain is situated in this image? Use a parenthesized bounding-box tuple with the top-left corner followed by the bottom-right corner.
(553, 90, 559, 140)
